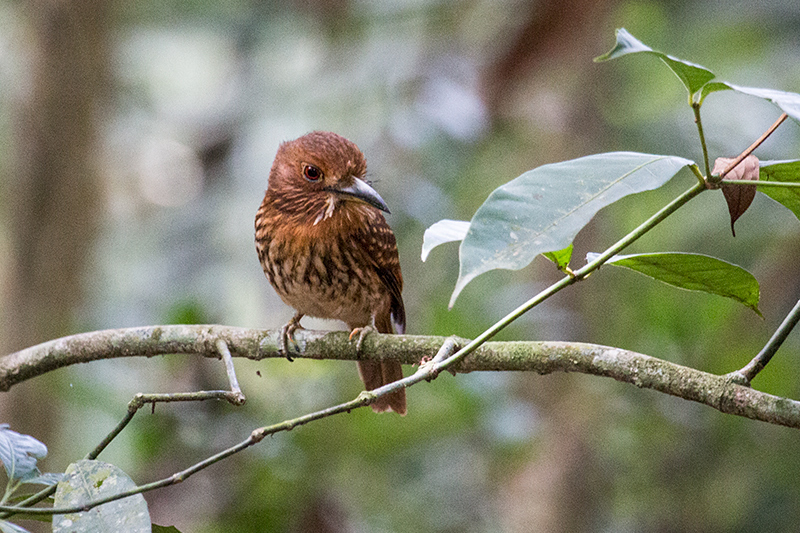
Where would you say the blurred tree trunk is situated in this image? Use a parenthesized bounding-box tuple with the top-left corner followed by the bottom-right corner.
(0, 0, 108, 485)
(483, 2, 618, 531)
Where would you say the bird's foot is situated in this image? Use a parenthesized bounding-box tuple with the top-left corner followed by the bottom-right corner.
(279, 313, 304, 362)
(349, 324, 377, 354)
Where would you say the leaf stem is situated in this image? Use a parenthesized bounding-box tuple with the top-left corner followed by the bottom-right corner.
(693, 103, 711, 178)
(721, 180, 800, 187)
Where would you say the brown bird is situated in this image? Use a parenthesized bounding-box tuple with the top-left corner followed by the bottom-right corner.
(255, 131, 407, 415)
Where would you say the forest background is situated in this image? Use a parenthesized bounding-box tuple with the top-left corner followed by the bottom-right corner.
(1, 1, 800, 532)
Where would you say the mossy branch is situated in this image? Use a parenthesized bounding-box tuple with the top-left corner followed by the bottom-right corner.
(3, 325, 800, 429)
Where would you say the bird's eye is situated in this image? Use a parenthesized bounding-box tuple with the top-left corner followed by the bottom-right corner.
(303, 165, 322, 182)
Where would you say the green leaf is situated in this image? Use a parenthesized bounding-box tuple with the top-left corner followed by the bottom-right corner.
(595, 28, 716, 96)
(421, 219, 470, 261)
(451, 152, 694, 307)
(697, 81, 732, 105)
(543, 244, 574, 271)
(598, 252, 761, 316)
(153, 526, 183, 533)
(53, 460, 150, 533)
(725, 84, 800, 123)
(759, 160, 800, 220)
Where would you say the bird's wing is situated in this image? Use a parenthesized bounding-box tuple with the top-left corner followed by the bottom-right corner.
(351, 214, 406, 335)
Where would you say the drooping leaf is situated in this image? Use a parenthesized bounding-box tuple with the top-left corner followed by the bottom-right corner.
(451, 152, 694, 307)
(421, 219, 470, 261)
(0, 425, 48, 482)
(53, 460, 150, 533)
(595, 29, 800, 120)
(594, 28, 716, 96)
(714, 155, 759, 236)
(542, 244, 574, 271)
(759, 160, 800, 220)
(592, 252, 761, 316)
(694, 82, 800, 121)
(725, 84, 800, 123)
(153, 526, 183, 533)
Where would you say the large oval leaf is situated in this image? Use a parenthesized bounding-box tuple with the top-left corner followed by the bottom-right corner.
(53, 460, 150, 533)
(450, 152, 693, 307)
(597, 252, 761, 316)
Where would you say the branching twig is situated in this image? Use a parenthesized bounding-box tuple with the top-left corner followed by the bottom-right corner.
(0, 338, 248, 517)
(4, 338, 800, 518)
(732, 297, 800, 385)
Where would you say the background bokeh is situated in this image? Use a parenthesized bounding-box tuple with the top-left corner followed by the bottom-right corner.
(2, 1, 800, 531)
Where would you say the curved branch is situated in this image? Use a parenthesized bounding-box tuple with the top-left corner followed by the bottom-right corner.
(2, 325, 800, 429)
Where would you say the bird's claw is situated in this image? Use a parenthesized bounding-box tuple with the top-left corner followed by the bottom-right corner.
(349, 325, 377, 354)
(279, 314, 304, 362)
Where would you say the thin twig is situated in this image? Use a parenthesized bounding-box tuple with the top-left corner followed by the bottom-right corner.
(0, 342, 249, 517)
(732, 297, 800, 385)
(216, 339, 246, 405)
(721, 113, 788, 178)
(5, 337, 800, 518)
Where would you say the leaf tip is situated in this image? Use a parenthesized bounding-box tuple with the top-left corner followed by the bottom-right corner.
(448, 270, 479, 309)
(421, 219, 470, 262)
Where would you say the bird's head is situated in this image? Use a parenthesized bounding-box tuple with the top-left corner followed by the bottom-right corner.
(267, 131, 389, 225)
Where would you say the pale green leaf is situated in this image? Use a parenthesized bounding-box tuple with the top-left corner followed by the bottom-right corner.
(451, 152, 693, 307)
(53, 460, 150, 533)
(0, 425, 47, 483)
(725, 84, 800, 123)
(421, 219, 470, 261)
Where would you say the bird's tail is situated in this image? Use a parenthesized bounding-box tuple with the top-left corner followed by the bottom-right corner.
(357, 360, 407, 415)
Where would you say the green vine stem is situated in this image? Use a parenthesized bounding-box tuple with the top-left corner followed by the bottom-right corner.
(693, 103, 711, 178)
